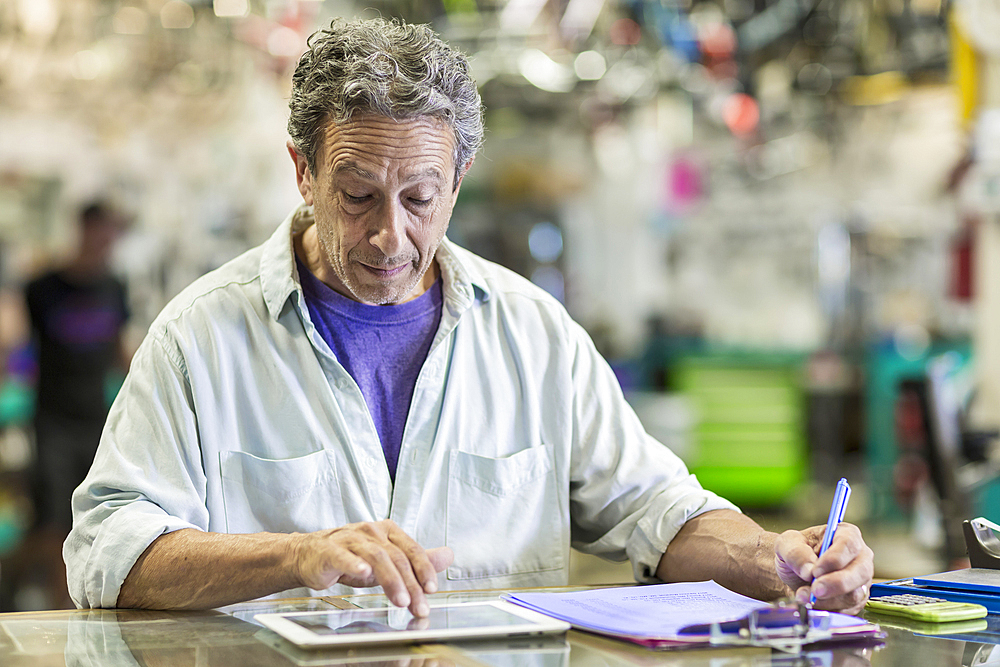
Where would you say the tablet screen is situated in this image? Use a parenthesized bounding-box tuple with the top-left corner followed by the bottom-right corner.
(289, 604, 530, 636)
(256, 601, 571, 648)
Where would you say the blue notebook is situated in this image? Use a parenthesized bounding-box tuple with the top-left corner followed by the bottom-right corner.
(912, 569, 1000, 595)
(872, 569, 1000, 614)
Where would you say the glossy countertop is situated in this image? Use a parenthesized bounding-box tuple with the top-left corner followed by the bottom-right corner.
(0, 586, 996, 666)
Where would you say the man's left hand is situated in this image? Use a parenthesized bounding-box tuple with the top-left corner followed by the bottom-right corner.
(774, 523, 873, 615)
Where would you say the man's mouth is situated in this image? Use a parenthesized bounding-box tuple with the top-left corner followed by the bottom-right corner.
(360, 263, 409, 279)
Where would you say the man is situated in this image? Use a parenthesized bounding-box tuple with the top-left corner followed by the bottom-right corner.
(23, 200, 130, 608)
(66, 18, 872, 617)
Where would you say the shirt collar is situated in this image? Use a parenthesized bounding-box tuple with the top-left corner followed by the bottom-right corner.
(259, 204, 491, 321)
(434, 237, 491, 316)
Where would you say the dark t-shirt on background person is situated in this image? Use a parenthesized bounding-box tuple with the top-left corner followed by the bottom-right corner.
(27, 270, 129, 419)
(26, 270, 129, 528)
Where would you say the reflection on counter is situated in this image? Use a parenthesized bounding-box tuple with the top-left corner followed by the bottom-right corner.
(1, 596, 999, 666)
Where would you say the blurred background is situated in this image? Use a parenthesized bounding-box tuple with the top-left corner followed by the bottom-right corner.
(0, 0, 999, 610)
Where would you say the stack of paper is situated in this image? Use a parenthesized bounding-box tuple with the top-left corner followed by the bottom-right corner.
(504, 581, 880, 650)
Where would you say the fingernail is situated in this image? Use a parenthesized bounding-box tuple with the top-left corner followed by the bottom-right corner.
(416, 602, 429, 617)
(425, 580, 438, 594)
(813, 583, 827, 598)
(801, 563, 814, 581)
(399, 593, 411, 608)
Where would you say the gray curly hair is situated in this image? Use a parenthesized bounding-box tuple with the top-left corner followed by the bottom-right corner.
(288, 18, 484, 189)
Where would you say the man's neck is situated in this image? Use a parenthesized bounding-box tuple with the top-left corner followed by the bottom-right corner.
(63, 255, 109, 282)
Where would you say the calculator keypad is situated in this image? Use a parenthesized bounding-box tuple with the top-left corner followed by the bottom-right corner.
(870, 595, 947, 606)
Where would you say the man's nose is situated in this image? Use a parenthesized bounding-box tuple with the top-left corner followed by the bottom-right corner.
(370, 201, 406, 258)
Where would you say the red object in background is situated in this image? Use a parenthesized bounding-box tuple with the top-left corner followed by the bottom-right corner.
(698, 21, 738, 80)
(895, 385, 925, 451)
(722, 93, 759, 137)
(951, 215, 976, 302)
(610, 18, 642, 46)
(699, 22, 737, 61)
(893, 385, 929, 510)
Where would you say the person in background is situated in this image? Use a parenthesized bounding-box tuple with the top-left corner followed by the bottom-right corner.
(66, 19, 872, 616)
(20, 201, 130, 608)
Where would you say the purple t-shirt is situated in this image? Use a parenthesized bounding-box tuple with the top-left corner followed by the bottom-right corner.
(297, 258, 442, 482)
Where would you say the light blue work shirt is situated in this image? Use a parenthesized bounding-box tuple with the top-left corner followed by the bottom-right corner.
(65, 204, 739, 609)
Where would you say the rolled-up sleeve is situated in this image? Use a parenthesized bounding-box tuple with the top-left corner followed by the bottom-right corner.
(565, 320, 739, 583)
(64, 332, 208, 608)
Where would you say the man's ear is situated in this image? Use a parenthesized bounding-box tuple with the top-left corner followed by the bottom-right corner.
(451, 158, 475, 201)
(287, 141, 314, 206)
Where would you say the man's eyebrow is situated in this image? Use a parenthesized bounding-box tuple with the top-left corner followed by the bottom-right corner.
(332, 163, 378, 181)
(403, 168, 447, 185)
(331, 164, 447, 187)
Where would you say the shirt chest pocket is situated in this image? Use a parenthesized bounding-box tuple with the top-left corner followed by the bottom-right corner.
(219, 449, 345, 534)
(445, 445, 565, 580)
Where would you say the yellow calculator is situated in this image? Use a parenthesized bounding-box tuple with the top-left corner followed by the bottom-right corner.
(865, 594, 988, 622)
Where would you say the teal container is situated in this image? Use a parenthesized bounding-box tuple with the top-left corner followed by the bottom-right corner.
(0, 381, 33, 427)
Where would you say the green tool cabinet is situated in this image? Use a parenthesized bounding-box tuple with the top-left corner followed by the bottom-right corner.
(673, 353, 807, 506)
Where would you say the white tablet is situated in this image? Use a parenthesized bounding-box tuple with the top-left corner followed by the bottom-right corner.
(255, 600, 570, 648)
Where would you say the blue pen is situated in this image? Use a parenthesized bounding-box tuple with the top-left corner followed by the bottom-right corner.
(811, 477, 851, 605)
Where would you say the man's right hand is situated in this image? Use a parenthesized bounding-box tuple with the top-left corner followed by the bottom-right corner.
(294, 519, 454, 617)
(117, 522, 452, 612)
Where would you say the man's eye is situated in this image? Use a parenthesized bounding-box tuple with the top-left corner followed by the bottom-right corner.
(408, 197, 432, 207)
(344, 192, 370, 204)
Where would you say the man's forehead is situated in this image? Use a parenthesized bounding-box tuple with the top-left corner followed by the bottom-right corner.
(318, 115, 456, 175)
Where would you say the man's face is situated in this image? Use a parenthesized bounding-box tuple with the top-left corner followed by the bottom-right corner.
(81, 217, 125, 267)
(291, 115, 463, 305)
